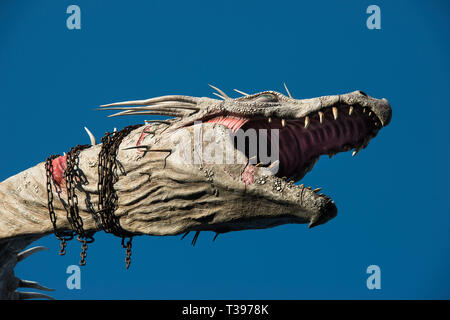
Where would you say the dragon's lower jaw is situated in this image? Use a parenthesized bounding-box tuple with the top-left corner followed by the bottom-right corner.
(207, 103, 381, 183)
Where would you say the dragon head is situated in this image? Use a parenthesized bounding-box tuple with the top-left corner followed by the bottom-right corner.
(99, 85, 391, 238)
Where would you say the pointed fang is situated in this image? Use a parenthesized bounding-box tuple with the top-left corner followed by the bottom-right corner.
(332, 107, 338, 120)
(304, 116, 310, 128)
(268, 160, 280, 174)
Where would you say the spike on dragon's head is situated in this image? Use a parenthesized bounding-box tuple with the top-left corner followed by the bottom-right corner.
(99, 84, 391, 236)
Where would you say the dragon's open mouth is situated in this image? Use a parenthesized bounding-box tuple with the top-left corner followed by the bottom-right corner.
(206, 102, 381, 183)
(99, 88, 391, 230)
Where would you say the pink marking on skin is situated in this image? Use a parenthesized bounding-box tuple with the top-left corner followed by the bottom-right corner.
(241, 164, 256, 188)
(136, 125, 152, 153)
(51, 155, 67, 187)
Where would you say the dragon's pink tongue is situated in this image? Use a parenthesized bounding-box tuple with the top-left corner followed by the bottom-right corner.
(205, 116, 249, 132)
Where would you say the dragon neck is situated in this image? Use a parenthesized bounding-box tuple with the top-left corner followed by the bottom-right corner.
(0, 159, 101, 242)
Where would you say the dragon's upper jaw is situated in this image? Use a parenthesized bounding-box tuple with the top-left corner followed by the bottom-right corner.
(203, 91, 391, 184)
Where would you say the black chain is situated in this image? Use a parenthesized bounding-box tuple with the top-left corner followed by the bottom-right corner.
(45, 125, 141, 268)
(64, 144, 93, 265)
(97, 124, 141, 268)
(45, 155, 73, 255)
(122, 237, 133, 269)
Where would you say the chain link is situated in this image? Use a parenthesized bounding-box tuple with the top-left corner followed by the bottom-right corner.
(45, 124, 141, 268)
(97, 124, 141, 268)
(45, 155, 73, 255)
(122, 236, 133, 269)
(79, 236, 88, 266)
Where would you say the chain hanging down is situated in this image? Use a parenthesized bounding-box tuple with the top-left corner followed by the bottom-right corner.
(46, 144, 92, 264)
(45, 156, 73, 256)
(45, 124, 141, 268)
(65, 144, 94, 266)
(96, 124, 141, 268)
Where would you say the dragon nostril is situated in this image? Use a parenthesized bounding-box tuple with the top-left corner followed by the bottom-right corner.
(357, 90, 368, 97)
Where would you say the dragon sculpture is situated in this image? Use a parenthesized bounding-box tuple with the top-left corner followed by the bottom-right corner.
(0, 85, 392, 299)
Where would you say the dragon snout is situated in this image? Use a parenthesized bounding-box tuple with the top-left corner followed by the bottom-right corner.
(308, 198, 338, 228)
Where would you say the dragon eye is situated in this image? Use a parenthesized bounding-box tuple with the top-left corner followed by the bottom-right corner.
(255, 93, 278, 102)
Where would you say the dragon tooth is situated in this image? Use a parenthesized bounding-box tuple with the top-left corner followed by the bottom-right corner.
(313, 188, 322, 193)
(267, 160, 280, 174)
(349, 106, 353, 115)
(281, 119, 286, 127)
(268, 160, 279, 169)
(268, 117, 272, 123)
(318, 111, 324, 124)
(332, 107, 338, 120)
(304, 116, 310, 128)
(352, 149, 360, 157)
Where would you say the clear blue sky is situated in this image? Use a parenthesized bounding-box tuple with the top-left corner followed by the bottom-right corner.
(1, 0, 449, 299)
